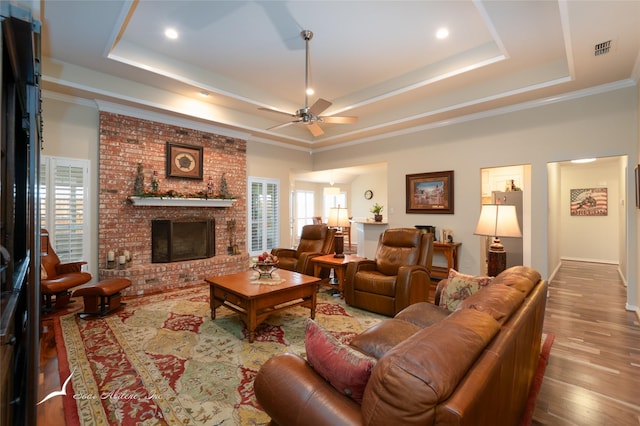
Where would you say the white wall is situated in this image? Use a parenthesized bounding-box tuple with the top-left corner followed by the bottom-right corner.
(349, 167, 388, 222)
(618, 156, 628, 282)
(559, 160, 621, 263)
(547, 162, 562, 277)
(246, 141, 313, 248)
(311, 86, 638, 286)
(41, 95, 100, 277)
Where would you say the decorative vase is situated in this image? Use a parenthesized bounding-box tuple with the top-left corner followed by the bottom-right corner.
(252, 262, 279, 279)
(374, 214, 383, 222)
(134, 163, 144, 195)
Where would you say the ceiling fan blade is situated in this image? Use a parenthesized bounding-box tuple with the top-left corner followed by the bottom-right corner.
(259, 107, 296, 118)
(309, 98, 332, 116)
(267, 121, 297, 131)
(307, 122, 324, 137)
(320, 116, 358, 124)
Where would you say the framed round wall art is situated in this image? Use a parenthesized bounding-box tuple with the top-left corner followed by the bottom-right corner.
(166, 142, 203, 180)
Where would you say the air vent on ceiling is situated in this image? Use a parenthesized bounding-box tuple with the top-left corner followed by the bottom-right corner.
(594, 40, 612, 56)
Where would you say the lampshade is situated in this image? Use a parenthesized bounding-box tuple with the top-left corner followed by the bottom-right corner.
(327, 206, 350, 228)
(475, 204, 521, 277)
(474, 204, 522, 238)
(323, 186, 341, 196)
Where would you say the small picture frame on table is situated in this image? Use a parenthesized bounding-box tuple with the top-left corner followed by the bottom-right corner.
(166, 142, 203, 180)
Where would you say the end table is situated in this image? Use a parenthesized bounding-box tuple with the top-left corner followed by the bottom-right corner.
(311, 254, 365, 298)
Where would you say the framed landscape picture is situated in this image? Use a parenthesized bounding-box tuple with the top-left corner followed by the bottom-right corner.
(406, 170, 454, 214)
(166, 142, 203, 180)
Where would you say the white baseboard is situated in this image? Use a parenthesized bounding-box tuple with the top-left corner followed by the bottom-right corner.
(625, 303, 640, 321)
(560, 256, 619, 265)
(617, 266, 628, 287)
(548, 261, 562, 283)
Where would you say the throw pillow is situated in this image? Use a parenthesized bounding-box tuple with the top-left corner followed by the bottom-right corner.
(304, 318, 376, 403)
(438, 269, 493, 311)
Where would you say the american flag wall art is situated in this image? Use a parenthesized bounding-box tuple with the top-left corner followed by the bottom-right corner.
(570, 188, 608, 216)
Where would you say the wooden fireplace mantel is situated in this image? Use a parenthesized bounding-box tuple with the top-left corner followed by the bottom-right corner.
(128, 196, 236, 207)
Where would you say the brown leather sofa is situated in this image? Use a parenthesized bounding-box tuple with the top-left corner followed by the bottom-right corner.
(40, 229, 92, 311)
(254, 266, 547, 425)
(343, 228, 433, 316)
(271, 224, 336, 276)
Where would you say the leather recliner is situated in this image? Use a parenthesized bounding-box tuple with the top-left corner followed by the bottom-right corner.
(271, 224, 336, 276)
(40, 229, 92, 311)
(344, 228, 433, 316)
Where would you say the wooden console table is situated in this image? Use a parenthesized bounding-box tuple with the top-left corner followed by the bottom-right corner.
(431, 242, 461, 280)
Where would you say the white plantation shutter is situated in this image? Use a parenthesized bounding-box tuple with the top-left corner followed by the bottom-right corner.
(295, 190, 314, 239)
(249, 177, 279, 255)
(40, 156, 89, 264)
(39, 161, 48, 230)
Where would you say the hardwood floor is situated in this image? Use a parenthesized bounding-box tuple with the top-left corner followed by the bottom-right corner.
(37, 261, 640, 425)
(533, 260, 640, 425)
(37, 303, 80, 426)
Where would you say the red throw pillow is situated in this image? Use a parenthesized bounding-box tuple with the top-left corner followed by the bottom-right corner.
(304, 319, 376, 403)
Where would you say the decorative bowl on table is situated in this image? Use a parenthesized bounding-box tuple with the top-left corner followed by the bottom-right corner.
(252, 261, 279, 279)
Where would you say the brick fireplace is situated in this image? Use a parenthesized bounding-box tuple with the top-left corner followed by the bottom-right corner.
(151, 218, 216, 263)
(98, 112, 249, 295)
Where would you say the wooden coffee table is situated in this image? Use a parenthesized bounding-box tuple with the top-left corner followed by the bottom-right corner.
(205, 269, 320, 343)
(311, 254, 365, 298)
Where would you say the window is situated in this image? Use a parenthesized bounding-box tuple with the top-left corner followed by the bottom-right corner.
(295, 190, 314, 238)
(40, 156, 90, 265)
(323, 191, 347, 219)
(248, 177, 279, 256)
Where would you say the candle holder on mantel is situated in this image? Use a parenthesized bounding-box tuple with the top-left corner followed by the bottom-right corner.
(227, 219, 240, 255)
(117, 254, 127, 270)
(123, 250, 132, 268)
(106, 251, 116, 269)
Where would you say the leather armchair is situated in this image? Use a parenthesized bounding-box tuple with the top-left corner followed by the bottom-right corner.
(40, 229, 92, 311)
(344, 228, 433, 316)
(271, 224, 336, 276)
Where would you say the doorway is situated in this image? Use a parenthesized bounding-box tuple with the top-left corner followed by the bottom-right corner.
(480, 164, 532, 274)
(546, 156, 627, 277)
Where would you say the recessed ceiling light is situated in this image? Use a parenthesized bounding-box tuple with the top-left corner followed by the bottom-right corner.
(199, 91, 209, 97)
(571, 158, 596, 164)
(436, 27, 449, 40)
(164, 28, 178, 40)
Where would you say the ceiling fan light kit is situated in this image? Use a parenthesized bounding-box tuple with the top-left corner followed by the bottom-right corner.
(260, 30, 358, 137)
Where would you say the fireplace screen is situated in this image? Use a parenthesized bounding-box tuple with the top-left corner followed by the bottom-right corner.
(152, 219, 215, 263)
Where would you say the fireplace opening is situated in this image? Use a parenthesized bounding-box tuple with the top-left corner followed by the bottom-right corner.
(152, 219, 215, 263)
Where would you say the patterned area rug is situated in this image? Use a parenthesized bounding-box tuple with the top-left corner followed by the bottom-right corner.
(54, 285, 385, 425)
(54, 285, 553, 425)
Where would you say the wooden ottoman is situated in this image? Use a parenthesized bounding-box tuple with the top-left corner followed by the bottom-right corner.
(72, 278, 131, 317)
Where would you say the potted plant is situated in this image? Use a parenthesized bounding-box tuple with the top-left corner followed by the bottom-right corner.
(370, 203, 384, 222)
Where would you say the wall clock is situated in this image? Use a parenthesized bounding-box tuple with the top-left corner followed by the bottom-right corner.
(364, 189, 373, 200)
(166, 142, 203, 180)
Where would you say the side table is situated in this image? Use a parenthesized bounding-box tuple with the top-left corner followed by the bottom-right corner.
(311, 254, 365, 298)
(431, 242, 461, 281)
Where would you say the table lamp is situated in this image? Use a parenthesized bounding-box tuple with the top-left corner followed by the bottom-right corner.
(474, 204, 522, 276)
(327, 205, 350, 258)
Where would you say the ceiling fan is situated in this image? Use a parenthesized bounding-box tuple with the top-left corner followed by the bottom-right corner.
(260, 30, 358, 137)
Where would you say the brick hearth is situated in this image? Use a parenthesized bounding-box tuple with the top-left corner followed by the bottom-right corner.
(98, 112, 248, 295)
